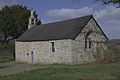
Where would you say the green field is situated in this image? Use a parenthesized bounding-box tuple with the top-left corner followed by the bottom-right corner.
(0, 63, 120, 80)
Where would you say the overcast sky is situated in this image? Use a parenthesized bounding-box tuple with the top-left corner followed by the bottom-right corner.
(0, 0, 120, 39)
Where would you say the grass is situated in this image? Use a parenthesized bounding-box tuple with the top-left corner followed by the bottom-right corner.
(0, 63, 120, 80)
(0, 65, 8, 69)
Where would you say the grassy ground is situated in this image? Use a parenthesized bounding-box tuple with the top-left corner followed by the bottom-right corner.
(0, 63, 120, 80)
(0, 62, 44, 76)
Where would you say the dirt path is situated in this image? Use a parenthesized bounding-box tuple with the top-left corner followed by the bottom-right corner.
(0, 61, 41, 76)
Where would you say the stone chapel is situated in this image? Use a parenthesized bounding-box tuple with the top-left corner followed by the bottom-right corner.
(15, 11, 108, 64)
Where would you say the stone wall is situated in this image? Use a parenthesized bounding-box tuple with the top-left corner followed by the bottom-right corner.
(15, 18, 108, 64)
(71, 18, 108, 64)
(15, 39, 72, 64)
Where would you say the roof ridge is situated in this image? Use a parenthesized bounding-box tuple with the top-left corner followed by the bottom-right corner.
(40, 15, 92, 26)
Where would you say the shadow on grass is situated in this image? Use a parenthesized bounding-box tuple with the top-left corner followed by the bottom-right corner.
(0, 65, 9, 69)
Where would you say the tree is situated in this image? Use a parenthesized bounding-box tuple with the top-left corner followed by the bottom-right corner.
(96, 0, 120, 7)
(73, 0, 120, 7)
(0, 4, 40, 42)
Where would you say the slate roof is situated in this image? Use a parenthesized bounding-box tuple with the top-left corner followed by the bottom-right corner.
(16, 15, 108, 41)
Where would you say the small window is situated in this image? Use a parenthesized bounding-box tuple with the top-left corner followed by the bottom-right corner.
(89, 40, 92, 49)
(31, 51, 33, 54)
(31, 19, 34, 21)
(51, 42, 55, 52)
(85, 40, 87, 49)
(27, 53, 29, 55)
(31, 19, 34, 24)
(85, 38, 92, 49)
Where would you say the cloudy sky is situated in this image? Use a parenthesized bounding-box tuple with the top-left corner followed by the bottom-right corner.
(0, 0, 120, 39)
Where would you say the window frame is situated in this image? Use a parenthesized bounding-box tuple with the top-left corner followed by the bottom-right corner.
(89, 40, 92, 49)
(31, 19, 34, 24)
(85, 37, 92, 49)
(51, 42, 55, 52)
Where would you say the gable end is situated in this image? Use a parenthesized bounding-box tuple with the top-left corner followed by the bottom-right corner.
(73, 16, 108, 40)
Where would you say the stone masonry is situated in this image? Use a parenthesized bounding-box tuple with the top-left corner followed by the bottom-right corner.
(15, 18, 108, 64)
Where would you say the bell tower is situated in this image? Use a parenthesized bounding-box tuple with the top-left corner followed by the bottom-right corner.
(28, 11, 37, 29)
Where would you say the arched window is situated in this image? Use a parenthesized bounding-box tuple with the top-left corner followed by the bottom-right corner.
(31, 19, 34, 24)
(85, 38, 92, 49)
(89, 38, 92, 49)
(85, 40, 87, 49)
(85, 30, 93, 49)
